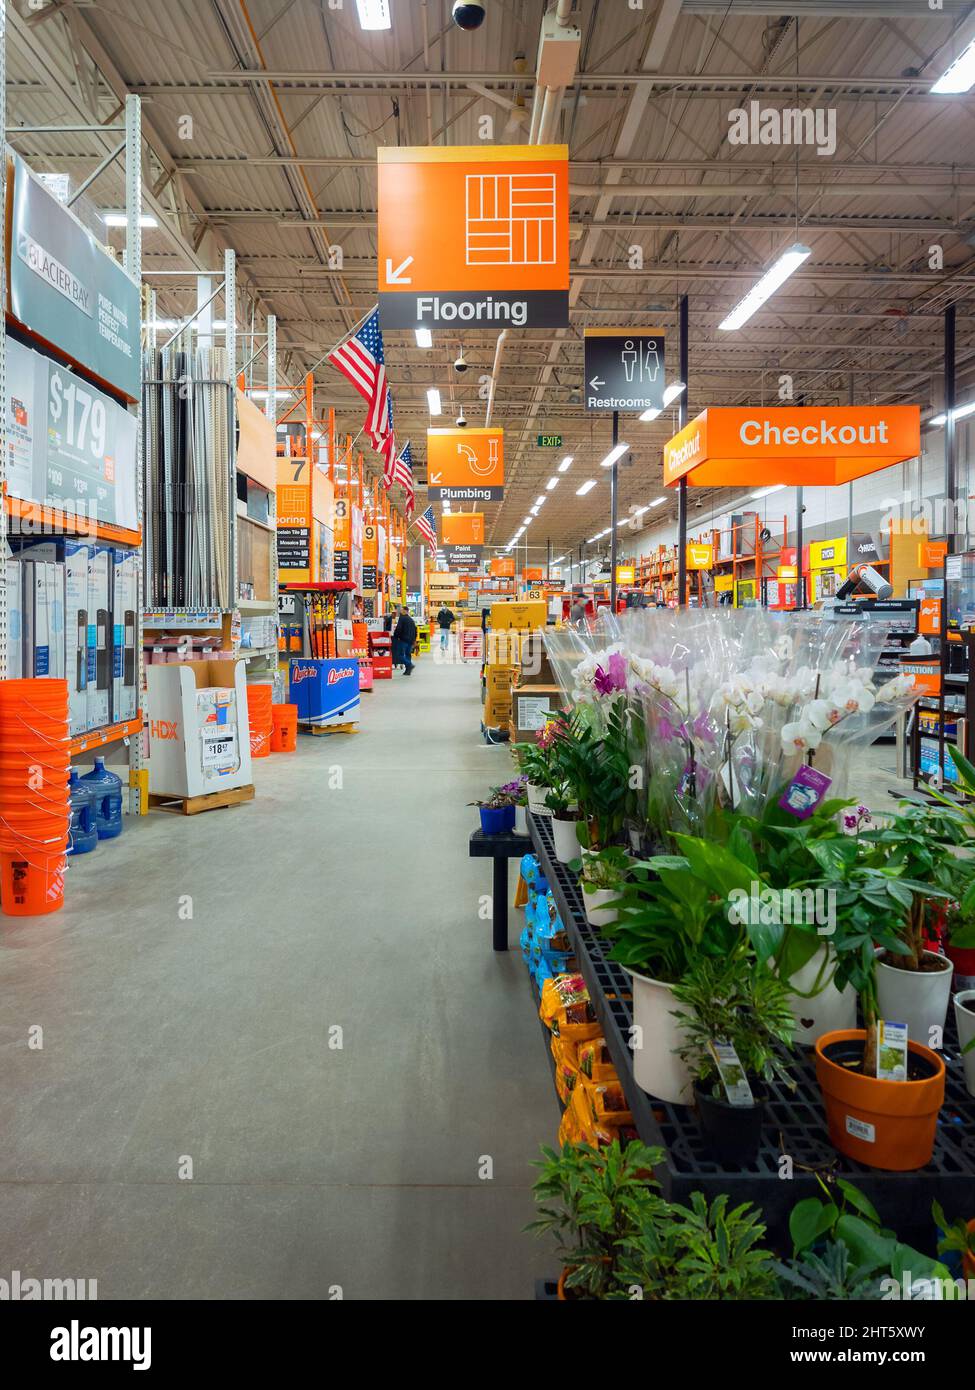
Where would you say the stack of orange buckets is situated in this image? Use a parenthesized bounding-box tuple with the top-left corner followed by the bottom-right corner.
(247, 683, 274, 759)
(0, 678, 71, 916)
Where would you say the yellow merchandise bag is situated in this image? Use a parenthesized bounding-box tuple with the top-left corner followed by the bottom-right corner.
(539, 973, 601, 1044)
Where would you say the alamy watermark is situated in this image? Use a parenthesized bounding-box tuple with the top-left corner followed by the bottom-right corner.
(0, 1269, 97, 1300)
(728, 100, 836, 158)
(728, 881, 837, 936)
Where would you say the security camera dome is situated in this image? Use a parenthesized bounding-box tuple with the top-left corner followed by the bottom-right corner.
(452, 1, 486, 31)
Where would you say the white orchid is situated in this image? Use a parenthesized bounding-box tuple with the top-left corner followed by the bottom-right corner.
(781, 719, 822, 754)
(804, 698, 844, 732)
(876, 673, 916, 703)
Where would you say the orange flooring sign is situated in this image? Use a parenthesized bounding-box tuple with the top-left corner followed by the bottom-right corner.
(377, 145, 569, 329)
(664, 406, 921, 488)
(427, 428, 504, 502)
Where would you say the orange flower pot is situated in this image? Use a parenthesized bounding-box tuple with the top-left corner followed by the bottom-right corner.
(815, 1029, 944, 1171)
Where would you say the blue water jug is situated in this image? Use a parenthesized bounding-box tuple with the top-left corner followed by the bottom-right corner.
(80, 756, 124, 840)
(67, 768, 97, 856)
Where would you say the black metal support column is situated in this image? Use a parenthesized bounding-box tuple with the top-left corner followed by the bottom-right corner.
(946, 303, 957, 557)
(546, 535, 551, 582)
(796, 487, 804, 609)
(677, 293, 689, 607)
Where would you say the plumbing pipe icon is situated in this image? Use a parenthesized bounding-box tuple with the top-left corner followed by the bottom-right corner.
(457, 438, 497, 477)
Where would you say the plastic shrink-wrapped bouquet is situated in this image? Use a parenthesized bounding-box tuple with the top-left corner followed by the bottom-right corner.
(544, 607, 921, 850)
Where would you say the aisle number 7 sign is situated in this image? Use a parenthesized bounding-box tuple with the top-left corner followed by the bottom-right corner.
(378, 145, 570, 330)
(426, 428, 504, 502)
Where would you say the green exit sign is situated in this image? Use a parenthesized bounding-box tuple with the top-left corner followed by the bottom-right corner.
(537, 434, 563, 448)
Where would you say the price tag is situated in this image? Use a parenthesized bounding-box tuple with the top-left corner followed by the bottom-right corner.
(202, 733, 237, 772)
(707, 1040, 754, 1107)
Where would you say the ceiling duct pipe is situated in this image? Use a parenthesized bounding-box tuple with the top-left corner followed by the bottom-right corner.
(530, 5, 581, 146)
(485, 328, 508, 427)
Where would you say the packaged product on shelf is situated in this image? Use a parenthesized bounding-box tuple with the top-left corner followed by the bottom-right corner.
(110, 547, 138, 723)
(569, 1080, 637, 1149)
(5, 560, 23, 678)
(86, 546, 112, 729)
(576, 1038, 619, 1086)
(539, 973, 601, 1044)
(551, 1034, 581, 1105)
(16, 541, 86, 726)
(20, 558, 65, 681)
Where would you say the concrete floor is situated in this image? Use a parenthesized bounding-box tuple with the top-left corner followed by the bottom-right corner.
(0, 652, 558, 1300)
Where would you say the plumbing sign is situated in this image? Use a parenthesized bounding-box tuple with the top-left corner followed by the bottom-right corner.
(584, 328, 667, 414)
(377, 145, 570, 329)
(426, 428, 505, 502)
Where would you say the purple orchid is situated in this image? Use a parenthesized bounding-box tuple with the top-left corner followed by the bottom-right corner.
(593, 650, 628, 696)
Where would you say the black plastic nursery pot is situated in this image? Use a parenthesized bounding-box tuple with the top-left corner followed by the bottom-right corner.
(694, 1084, 766, 1167)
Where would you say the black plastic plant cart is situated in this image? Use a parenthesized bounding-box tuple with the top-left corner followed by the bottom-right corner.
(469, 827, 531, 950)
(528, 812, 975, 1248)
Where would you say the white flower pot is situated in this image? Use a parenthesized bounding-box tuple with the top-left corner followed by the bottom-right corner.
(527, 782, 551, 815)
(954, 990, 975, 1098)
(785, 946, 857, 1045)
(552, 816, 582, 864)
(584, 886, 617, 928)
(876, 949, 954, 1048)
(628, 970, 695, 1104)
(515, 805, 528, 835)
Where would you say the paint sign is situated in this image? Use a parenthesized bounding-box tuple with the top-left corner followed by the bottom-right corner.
(377, 145, 569, 329)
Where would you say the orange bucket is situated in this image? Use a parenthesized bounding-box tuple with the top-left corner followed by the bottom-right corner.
(0, 840, 67, 916)
(270, 704, 298, 753)
(815, 1029, 945, 1171)
(247, 683, 274, 759)
(0, 678, 69, 707)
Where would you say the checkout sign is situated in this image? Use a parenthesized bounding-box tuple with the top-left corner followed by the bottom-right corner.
(664, 406, 921, 489)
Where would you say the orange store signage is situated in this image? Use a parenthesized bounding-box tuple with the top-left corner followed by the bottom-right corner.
(441, 513, 485, 547)
(919, 540, 948, 569)
(490, 557, 515, 578)
(686, 543, 713, 571)
(377, 144, 570, 329)
(663, 406, 921, 488)
(427, 428, 504, 502)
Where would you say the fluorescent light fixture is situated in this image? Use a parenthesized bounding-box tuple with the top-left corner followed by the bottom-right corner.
(535, 495, 546, 507)
(930, 400, 975, 428)
(576, 479, 597, 496)
(523, 516, 532, 526)
(250, 389, 292, 400)
(649, 496, 667, 507)
(639, 382, 687, 423)
(355, 0, 391, 30)
(633, 505, 649, 516)
(750, 484, 787, 501)
(530, 506, 540, 516)
(415, 328, 433, 348)
(102, 212, 157, 227)
(931, 37, 975, 93)
(546, 477, 559, 490)
(600, 443, 629, 468)
(718, 243, 812, 331)
(427, 388, 442, 415)
(557, 456, 573, 473)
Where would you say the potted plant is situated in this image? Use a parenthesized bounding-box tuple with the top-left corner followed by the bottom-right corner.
(860, 803, 959, 1046)
(615, 1190, 778, 1301)
(526, 1139, 665, 1300)
(955, 989, 975, 1098)
(543, 713, 587, 863)
(513, 733, 555, 815)
(498, 776, 529, 834)
(601, 835, 752, 1103)
(932, 1201, 975, 1282)
(671, 956, 796, 1166)
(577, 845, 630, 928)
(470, 785, 516, 835)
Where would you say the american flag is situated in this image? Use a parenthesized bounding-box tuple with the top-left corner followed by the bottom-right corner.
(327, 307, 391, 450)
(384, 438, 414, 499)
(413, 505, 437, 550)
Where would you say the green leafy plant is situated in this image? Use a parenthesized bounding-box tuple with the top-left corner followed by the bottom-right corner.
(670, 956, 796, 1098)
(787, 1175, 949, 1290)
(616, 1191, 778, 1301)
(577, 844, 631, 896)
(468, 785, 516, 810)
(932, 1200, 975, 1265)
(858, 802, 963, 971)
(512, 736, 554, 787)
(775, 1239, 888, 1301)
(526, 1140, 665, 1300)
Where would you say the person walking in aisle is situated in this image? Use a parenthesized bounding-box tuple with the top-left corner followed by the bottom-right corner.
(392, 605, 417, 675)
(569, 595, 587, 627)
(436, 604, 456, 653)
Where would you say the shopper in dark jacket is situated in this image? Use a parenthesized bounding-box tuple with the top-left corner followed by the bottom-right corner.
(436, 606, 456, 652)
(392, 606, 418, 674)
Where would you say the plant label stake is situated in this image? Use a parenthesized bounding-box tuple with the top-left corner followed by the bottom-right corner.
(708, 1040, 755, 1107)
(779, 765, 833, 819)
(876, 1020, 909, 1082)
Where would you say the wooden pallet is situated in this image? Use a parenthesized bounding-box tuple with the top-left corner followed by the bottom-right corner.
(298, 721, 359, 737)
(148, 784, 256, 815)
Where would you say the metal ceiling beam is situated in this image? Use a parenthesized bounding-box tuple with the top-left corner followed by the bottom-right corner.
(235, 266, 975, 285)
(681, 0, 970, 12)
(201, 70, 952, 93)
(164, 156, 975, 176)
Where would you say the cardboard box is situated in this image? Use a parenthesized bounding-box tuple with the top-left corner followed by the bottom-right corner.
(490, 599, 547, 632)
(111, 548, 139, 723)
(512, 684, 565, 741)
(517, 631, 554, 686)
(21, 540, 89, 732)
(5, 560, 23, 678)
(485, 628, 523, 666)
(483, 689, 512, 728)
(87, 546, 112, 729)
(146, 658, 252, 798)
(484, 662, 516, 694)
